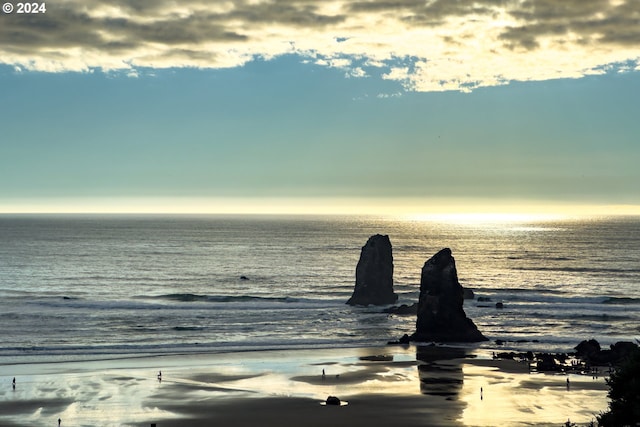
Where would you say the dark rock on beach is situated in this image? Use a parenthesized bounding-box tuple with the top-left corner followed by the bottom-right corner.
(489, 340, 639, 374)
(575, 339, 601, 360)
(536, 353, 564, 371)
(387, 334, 411, 345)
(325, 396, 341, 406)
(575, 339, 639, 365)
(410, 248, 487, 343)
(347, 234, 397, 306)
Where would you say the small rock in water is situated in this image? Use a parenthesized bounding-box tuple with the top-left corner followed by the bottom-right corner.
(383, 303, 418, 315)
(240, 276, 249, 280)
(463, 288, 475, 299)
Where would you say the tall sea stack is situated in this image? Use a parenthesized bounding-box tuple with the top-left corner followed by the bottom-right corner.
(411, 248, 487, 342)
(347, 234, 397, 306)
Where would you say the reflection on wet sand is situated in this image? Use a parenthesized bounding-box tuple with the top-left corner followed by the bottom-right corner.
(0, 346, 608, 427)
(416, 345, 468, 397)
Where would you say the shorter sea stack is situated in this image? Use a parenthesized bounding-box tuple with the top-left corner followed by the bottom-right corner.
(411, 248, 487, 342)
(347, 234, 397, 306)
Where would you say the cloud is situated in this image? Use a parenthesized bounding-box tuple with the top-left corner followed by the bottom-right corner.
(1, 0, 639, 91)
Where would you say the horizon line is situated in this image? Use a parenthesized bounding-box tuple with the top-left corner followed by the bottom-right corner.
(1, 197, 640, 218)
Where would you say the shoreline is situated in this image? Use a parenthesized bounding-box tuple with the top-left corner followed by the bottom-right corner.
(0, 345, 609, 427)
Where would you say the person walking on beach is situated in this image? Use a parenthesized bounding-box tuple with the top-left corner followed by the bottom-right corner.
(157, 370, 162, 382)
(58, 418, 61, 426)
(12, 377, 15, 389)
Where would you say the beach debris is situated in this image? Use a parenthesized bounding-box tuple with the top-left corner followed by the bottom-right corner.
(325, 395, 341, 406)
(411, 248, 488, 342)
(347, 234, 397, 306)
(240, 275, 249, 280)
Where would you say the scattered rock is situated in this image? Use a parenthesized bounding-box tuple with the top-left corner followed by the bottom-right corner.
(463, 288, 475, 300)
(387, 334, 411, 345)
(359, 354, 393, 362)
(495, 302, 504, 309)
(536, 353, 563, 371)
(575, 339, 601, 359)
(383, 303, 418, 315)
(240, 276, 249, 280)
(410, 248, 488, 342)
(477, 296, 492, 302)
(575, 339, 639, 365)
(347, 234, 397, 306)
(496, 351, 516, 360)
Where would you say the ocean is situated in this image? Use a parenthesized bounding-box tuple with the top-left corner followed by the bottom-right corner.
(1, 214, 639, 363)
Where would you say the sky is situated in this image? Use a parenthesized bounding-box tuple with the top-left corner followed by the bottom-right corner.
(1, 0, 639, 216)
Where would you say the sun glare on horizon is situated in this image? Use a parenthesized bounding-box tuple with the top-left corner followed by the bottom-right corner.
(2, 197, 640, 220)
(404, 212, 567, 225)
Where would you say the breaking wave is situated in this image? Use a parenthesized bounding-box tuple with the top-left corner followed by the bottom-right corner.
(156, 293, 303, 303)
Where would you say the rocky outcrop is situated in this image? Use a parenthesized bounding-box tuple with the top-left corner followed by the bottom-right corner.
(575, 339, 639, 365)
(411, 248, 487, 342)
(347, 234, 397, 306)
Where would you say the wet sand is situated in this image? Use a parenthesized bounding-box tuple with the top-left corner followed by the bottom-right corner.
(0, 346, 608, 427)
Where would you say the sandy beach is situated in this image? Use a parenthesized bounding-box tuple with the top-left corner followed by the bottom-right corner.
(0, 345, 608, 427)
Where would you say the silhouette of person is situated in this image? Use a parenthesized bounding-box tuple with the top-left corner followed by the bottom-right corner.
(157, 371, 162, 382)
(58, 418, 61, 426)
(322, 369, 325, 379)
(12, 377, 15, 390)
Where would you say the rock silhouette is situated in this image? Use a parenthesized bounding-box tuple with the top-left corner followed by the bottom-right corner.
(411, 248, 487, 342)
(347, 234, 397, 306)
